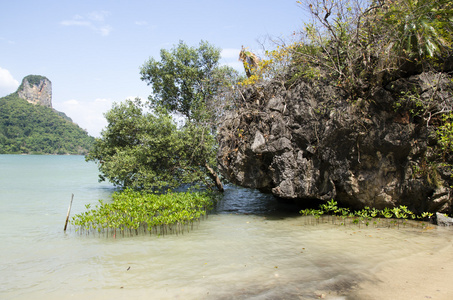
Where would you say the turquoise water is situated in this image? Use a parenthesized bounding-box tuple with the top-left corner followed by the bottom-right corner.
(0, 155, 115, 299)
(1, 155, 452, 299)
(0, 155, 114, 236)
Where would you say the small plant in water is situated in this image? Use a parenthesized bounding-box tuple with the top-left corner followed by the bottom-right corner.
(71, 189, 216, 237)
(299, 200, 433, 229)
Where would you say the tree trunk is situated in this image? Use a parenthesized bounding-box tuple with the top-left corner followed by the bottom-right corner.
(205, 163, 224, 192)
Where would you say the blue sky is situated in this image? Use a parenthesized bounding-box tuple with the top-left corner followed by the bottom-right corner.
(0, 0, 305, 136)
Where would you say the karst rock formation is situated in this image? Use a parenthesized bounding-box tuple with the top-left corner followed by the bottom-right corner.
(217, 71, 453, 213)
(17, 75, 52, 108)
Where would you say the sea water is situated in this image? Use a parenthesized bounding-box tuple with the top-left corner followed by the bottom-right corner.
(0, 155, 451, 299)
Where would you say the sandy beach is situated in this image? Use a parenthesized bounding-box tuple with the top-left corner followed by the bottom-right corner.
(350, 232, 453, 299)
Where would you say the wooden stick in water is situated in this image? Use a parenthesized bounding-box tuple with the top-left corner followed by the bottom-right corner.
(64, 194, 74, 232)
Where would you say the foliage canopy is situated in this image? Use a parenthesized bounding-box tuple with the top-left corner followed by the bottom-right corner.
(294, 0, 453, 93)
(86, 98, 219, 190)
(88, 41, 236, 192)
(140, 40, 238, 124)
(240, 0, 452, 96)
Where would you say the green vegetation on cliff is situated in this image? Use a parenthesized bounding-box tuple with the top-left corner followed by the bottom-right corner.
(0, 93, 94, 154)
(17, 75, 48, 92)
(241, 0, 452, 93)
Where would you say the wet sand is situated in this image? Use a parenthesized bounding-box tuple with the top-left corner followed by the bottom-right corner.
(350, 233, 453, 300)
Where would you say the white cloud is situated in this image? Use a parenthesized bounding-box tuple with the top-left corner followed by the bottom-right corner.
(0, 67, 19, 97)
(65, 99, 79, 105)
(98, 25, 113, 36)
(60, 11, 112, 36)
(54, 97, 115, 137)
(88, 11, 110, 22)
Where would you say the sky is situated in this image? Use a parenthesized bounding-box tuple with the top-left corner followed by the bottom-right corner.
(0, 0, 305, 137)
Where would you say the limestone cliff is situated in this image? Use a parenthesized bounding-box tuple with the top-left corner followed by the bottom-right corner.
(217, 72, 453, 214)
(17, 75, 52, 108)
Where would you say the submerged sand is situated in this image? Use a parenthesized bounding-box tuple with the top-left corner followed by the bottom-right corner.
(350, 231, 453, 300)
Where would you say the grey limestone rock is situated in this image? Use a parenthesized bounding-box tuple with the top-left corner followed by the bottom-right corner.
(436, 212, 453, 226)
(17, 75, 52, 108)
(217, 73, 453, 213)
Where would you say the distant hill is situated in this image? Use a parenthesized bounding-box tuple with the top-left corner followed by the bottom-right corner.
(0, 75, 94, 155)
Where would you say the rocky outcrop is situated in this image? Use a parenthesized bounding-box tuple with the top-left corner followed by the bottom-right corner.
(17, 75, 52, 108)
(217, 71, 453, 213)
(436, 212, 453, 226)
